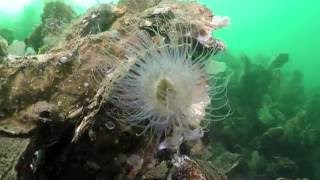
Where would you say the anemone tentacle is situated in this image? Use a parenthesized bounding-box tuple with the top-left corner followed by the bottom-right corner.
(103, 4, 231, 139)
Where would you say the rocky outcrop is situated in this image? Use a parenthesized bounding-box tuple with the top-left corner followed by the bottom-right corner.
(0, 1, 229, 179)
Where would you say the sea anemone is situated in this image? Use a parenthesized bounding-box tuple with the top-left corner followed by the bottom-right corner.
(104, 3, 231, 141)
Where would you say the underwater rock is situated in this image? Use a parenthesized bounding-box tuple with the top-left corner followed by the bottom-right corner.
(189, 140, 212, 159)
(26, 26, 43, 53)
(41, 1, 75, 24)
(40, 1, 75, 38)
(267, 157, 298, 178)
(8, 40, 26, 56)
(126, 154, 144, 178)
(282, 112, 319, 147)
(263, 126, 285, 140)
(27, 1, 75, 52)
(258, 103, 285, 127)
(306, 92, 320, 127)
(248, 150, 268, 176)
(0, 1, 229, 179)
(270, 53, 289, 69)
(0, 136, 30, 179)
(258, 104, 276, 126)
(277, 70, 305, 118)
(211, 151, 242, 175)
(24, 47, 36, 56)
(171, 159, 207, 180)
(72, 0, 229, 141)
(66, 4, 121, 40)
(143, 161, 168, 179)
(119, 0, 162, 14)
(169, 157, 228, 180)
(0, 36, 8, 62)
(239, 55, 273, 111)
(0, 100, 61, 135)
(170, 157, 211, 180)
(275, 178, 310, 180)
(196, 160, 229, 180)
(144, 1, 227, 49)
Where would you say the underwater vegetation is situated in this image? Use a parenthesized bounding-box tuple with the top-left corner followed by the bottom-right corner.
(209, 52, 320, 179)
(27, 1, 76, 52)
(0, 28, 14, 45)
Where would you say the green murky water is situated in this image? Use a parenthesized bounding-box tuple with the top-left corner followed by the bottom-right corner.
(0, 0, 319, 179)
(1, 0, 319, 88)
(202, 0, 320, 91)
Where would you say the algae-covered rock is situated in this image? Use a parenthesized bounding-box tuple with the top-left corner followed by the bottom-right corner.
(0, 136, 30, 180)
(7, 41, 26, 56)
(269, 53, 289, 69)
(211, 151, 242, 175)
(27, 2, 75, 52)
(65, 4, 120, 41)
(0, 36, 8, 63)
(248, 150, 267, 176)
(0, 1, 229, 179)
(119, 0, 162, 13)
(41, 1, 75, 24)
(267, 157, 298, 178)
(24, 47, 36, 56)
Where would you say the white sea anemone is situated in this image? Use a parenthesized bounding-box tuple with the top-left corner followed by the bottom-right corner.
(108, 26, 230, 138)
(100, 3, 232, 140)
